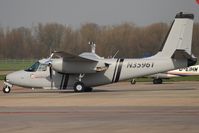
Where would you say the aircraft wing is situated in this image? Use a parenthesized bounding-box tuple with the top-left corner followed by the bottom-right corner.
(52, 51, 98, 62)
(51, 51, 110, 73)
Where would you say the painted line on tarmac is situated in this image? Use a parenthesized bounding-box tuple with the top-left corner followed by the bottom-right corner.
(0, 110, 199, 115)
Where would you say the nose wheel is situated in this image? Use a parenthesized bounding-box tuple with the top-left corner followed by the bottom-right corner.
(3, 86, 11, 93)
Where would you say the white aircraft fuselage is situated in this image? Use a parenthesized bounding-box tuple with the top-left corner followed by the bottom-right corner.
(5, 58, 188, 90)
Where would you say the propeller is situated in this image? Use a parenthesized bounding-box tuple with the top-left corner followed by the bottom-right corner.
(49, 64, 52, 79)
(43, 52, 55, 89)
(49, 64, 53, 89)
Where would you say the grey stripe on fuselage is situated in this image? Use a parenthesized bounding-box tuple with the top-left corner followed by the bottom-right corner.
(63, 74, 69, 89)
(59, 74, 69, 90)
(60, 74, 64, 89)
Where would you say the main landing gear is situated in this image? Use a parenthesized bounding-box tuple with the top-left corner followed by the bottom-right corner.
(73, 74, 93, 93)
(153, 78, 163, 84)
(130, 79, 136, 85)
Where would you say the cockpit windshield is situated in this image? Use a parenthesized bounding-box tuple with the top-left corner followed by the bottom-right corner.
(25, 61, 47, 72)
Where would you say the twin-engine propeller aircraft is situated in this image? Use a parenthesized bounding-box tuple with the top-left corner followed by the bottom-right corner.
(131, 65, 199, 85)
(3, 12, 197, 93)
(149, 64, 199, 84)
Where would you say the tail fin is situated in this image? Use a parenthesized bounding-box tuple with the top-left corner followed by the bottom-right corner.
(154, 12, 195, 61)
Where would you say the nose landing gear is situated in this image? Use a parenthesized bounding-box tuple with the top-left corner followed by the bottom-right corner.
(3, 86, 11, 93)
(3, 82, 12, 93)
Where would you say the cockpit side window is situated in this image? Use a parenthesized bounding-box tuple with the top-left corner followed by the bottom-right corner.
(25, 62, 40, 72)
(37, 64, 47, 71)
(25, 61, 48, 72)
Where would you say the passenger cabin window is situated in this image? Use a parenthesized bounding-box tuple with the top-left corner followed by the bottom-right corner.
(25, 62, 47, 72)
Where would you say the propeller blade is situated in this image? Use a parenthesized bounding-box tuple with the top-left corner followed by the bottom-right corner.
(50, 65, 52, 79)
(49, 64, 53, 89)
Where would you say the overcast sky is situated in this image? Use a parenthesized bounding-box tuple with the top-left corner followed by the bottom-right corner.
(0, 0, 198, 28)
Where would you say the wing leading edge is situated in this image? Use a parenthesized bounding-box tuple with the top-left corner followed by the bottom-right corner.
(52, 51, 98, 62)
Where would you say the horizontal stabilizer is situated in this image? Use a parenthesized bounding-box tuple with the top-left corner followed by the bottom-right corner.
(172, 49, 197, 66)
(172, 49, 192, 59)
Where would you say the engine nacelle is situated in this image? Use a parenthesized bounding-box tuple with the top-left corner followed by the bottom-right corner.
(51, 58, 106, 74)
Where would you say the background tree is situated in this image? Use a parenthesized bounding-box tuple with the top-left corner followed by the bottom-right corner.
(0, 22, 198, 59)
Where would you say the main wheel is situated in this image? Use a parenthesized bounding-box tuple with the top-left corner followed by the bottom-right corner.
(153, 79, 163, 84)
(153, 79, 158, 84)
(74, 82, 85, 92)
(130, 79, 136, 85)
(3, 86, 11, 93)
(157, 78, 163, 84)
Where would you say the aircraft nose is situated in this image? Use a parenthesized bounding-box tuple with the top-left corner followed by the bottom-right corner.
(6, 73, 15, 83)
(6, 71, 25, 85)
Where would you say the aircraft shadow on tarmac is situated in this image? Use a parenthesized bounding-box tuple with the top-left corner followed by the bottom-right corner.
(10, 87, 197, 94)
(93, 88, 197, 93)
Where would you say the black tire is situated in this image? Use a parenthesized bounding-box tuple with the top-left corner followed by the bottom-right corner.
(153, 79, 158, 84)
(153, 79, 163, 84)
(158, 78, 163, 84)
(74, 82, 85, 92)
(130, 79, 136, 85)
(84, 87, 93, 92)
(3, 86, 11, 93)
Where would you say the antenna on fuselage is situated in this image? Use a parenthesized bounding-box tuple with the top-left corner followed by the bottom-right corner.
(112, 50, 119, 58)
(88, 41, 96, 54)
